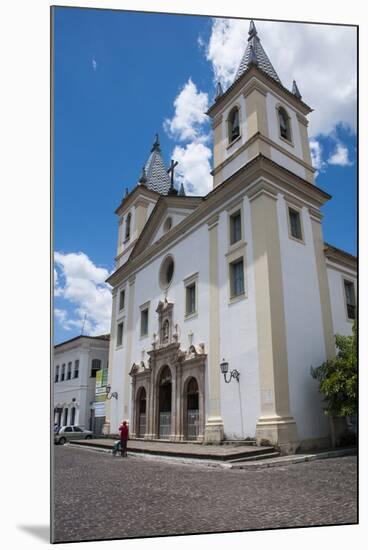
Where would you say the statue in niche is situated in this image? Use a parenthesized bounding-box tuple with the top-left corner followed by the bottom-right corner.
(162, 319, 169, 343)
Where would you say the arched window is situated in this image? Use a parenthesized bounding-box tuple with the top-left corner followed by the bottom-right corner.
(55, 365, 59, 383)
(125, 212, 131, 240)
(278, 107, 291, 141)
(228, 106, 240, 143)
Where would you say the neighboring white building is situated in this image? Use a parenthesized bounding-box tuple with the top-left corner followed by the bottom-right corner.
(104, 21, 357, 453)
(53, 335, 110, 432)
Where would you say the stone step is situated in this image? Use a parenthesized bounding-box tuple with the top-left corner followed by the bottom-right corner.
(228, 451, 280, 463)
(222, 439, 257, 447)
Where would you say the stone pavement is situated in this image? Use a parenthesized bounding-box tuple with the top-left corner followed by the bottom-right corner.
(52, 445, 357, 543)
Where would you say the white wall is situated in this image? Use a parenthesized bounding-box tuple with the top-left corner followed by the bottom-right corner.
(109, 190, 261, 439)
(218, 196, 260, 439)
(53, 339, 109, 429)
(327, 264, 356, 337)
(277, 195, 330, 442)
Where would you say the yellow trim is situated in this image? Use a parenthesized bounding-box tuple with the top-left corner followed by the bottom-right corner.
(250, 188, 299, 449)
(311, 218, 335, 359)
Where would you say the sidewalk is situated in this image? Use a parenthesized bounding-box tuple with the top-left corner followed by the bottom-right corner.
(68, 438, 357, 469)
(70, 437, 277, 462)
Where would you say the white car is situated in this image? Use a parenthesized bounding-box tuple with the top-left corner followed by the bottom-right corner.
(54, 426, 93, 445)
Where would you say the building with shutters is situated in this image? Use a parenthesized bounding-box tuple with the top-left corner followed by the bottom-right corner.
(53, 334, 110, 433)
(103, 21, 356, 453)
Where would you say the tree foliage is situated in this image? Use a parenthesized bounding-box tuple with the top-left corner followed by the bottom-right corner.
(311, 323, 357, 417)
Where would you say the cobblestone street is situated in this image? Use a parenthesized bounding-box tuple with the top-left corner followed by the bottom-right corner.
(52, 446, 357, 543)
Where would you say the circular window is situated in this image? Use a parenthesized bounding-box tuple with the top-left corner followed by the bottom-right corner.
(163, 217, 172, 233)
(159, 255, 174, 289)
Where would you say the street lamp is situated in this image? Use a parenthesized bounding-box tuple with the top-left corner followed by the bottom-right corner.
(106, 385, 118, 400)
(220, 358, 240, 383)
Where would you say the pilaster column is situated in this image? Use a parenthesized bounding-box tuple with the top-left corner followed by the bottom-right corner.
(244, 80, 271, 159)
(103, 288, 117, 435)
(249, 183, 299, 454)
(123, 275, 136, 422)
(204, 214, 224, 443)
(310, 212, 335, 359)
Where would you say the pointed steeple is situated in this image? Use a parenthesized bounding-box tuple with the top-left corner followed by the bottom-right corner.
(248, 44, 258, 67)
(136, 134, 171, 194)
(292, 79, 302, 100)
(178, 182, 186, 196)
(234, 20, 281, 84)
(151, 133, 161, 152)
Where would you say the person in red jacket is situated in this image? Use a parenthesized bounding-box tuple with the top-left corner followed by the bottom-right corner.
(119, 420, 129, 457)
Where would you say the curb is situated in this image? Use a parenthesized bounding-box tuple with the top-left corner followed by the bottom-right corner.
(229, 447, 357, 470)
(66, 443, 356, 470)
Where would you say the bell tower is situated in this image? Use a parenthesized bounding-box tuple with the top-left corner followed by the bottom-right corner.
(207, 20, 315, 188)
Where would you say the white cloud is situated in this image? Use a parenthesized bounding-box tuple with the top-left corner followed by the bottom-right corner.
(164, 78, 212, 195)
(164, 79, 209, 142)
(172, 142, 212, 196)
(327, 142, 353, 167)
(92, 58, 97, 71)
(309, 139, 326, 177)
(204, 19, 357, 138)
(54, 252, 112, 336)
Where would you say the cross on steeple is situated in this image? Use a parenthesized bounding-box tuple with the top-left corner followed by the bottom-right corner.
(167, 159, 179, 195)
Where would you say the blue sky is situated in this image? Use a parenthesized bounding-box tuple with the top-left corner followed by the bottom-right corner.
(53, 8, 357, 344)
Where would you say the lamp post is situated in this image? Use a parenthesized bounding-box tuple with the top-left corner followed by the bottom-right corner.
(220, 358, 240, 383)
(106, 385, 118, 400)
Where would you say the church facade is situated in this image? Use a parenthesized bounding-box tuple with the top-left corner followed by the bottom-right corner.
(104, 21, 356, 453)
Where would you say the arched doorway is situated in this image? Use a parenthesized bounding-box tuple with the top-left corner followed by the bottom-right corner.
(158, 366, 172, 439)
(186, 377, 199, 440)
(137, 387, 147, 438)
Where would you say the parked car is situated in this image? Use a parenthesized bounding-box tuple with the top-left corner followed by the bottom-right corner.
(54, 426, 93, 445)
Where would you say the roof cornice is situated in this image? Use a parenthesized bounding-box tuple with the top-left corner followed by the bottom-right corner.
(115, 185, 160, 216)
(106, 154, 330, 288)
(324, 243, 357, 271)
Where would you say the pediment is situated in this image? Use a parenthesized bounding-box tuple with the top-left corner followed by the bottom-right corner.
(130, 195, 202, 260)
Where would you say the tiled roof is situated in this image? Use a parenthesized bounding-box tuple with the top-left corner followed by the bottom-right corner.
(234, 20, 281, 84)
(142, 135, 171, 195)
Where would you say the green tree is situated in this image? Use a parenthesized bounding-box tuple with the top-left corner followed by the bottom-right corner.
(311, 322, 357, 417)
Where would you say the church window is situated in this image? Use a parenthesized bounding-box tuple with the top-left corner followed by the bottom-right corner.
(55, 365, 59, 383)
(117, 321, 124, 347)
(164, 217, 172, 232)
(74, 359, 79, 379)
(67, 362, 72, 380)
(140, 307, 149, 337)
(230, 210, 242, 244)
(288, 207, 303, 241)
(125, 213, 131, 241)
(228, 106, 240, 143)
(159, 255, 175, 289)
(61, 364, 65, 381)
(230, 258, 245, 298)
(186, 283, 196, 316)
(344, 280, 356, 320)
(91, 358, 101, 378)
(278, 107, 291, 141)
(119, 289, 125, 310)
